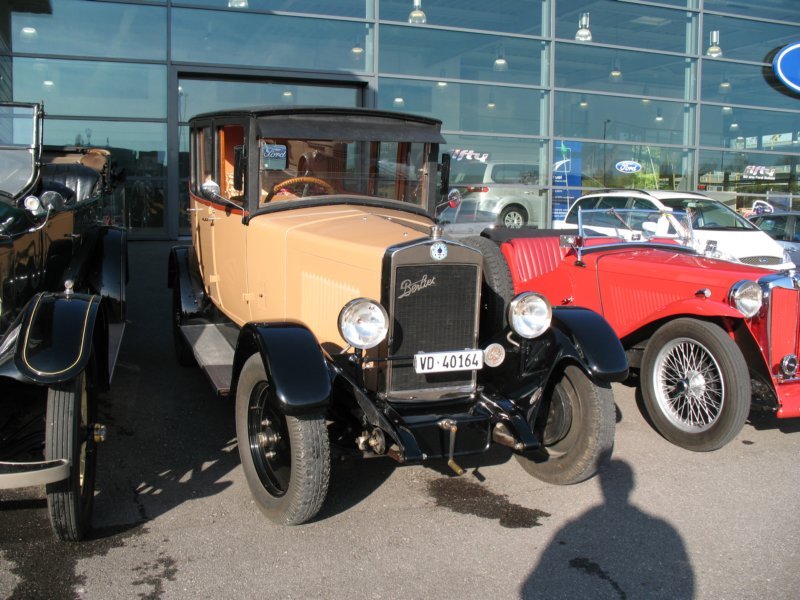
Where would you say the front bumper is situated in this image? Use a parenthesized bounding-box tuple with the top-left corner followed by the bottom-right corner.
(0, 458, 69, 489)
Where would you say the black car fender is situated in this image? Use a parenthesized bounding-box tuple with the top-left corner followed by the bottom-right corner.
(9, 291, 110, 388)
(550, 306, 628, 382)
(168, 245, 207, 320)
(231, 322, 331, 416)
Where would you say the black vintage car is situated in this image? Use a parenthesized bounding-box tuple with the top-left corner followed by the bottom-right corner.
(0, 102, 127, 541)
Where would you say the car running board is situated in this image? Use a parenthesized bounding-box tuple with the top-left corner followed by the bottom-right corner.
(179, 323, 235, 395)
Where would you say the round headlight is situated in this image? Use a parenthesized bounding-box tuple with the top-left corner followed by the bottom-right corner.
(338, 298, 389, 350)
(729, 280, 762, 318)
(508, 292, 552, 339)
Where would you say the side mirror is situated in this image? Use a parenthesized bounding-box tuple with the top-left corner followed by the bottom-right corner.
(201, 180, 222, 200)
(439, 152, 451, 196)
(447, 187, 462, 209)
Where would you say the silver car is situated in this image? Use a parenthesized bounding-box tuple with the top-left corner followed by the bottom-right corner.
(750, 211, 800, 267)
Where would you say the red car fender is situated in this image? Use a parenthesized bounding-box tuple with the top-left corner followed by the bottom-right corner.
(619, 297, 744, 339)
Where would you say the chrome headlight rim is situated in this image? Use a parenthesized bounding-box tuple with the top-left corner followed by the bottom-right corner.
(728, 280, 763, 318)
(508, 292, 552, 339)
(337, 298, 389, 350)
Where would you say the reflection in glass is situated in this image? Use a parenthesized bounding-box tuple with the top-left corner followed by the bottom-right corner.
(43, 119, 168, 235)
(378, 78, 544, 136)
(556, 43, 695, 100)
(703, 14, 799, 64)
(555, 92, 693, 146)
(555, 0, 695, 54)
(379, 0, 542, 35)
(177, 0, 366, 18)
(699, 149, 799, 197)
(703, 0, 800, 23)
(11, 0, 166, 60)
(702, 61, 799, 111)
(176, 79, 360, 122)
(700, 105, 800, 151)
(13, 58, 166, 119)
(380, 26, 542, 86)
(172, 9, 373, 72)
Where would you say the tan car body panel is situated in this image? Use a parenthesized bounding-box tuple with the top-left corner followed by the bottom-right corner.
(193, 198, 435, 348)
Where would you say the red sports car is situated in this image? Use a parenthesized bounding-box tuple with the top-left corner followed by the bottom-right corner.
(489, 208, 800, 451)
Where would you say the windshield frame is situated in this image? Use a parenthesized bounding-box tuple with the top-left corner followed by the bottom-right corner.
(0, 102, 42, 202)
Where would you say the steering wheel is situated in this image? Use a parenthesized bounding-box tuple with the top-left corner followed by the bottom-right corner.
(271, 176, 334, 198)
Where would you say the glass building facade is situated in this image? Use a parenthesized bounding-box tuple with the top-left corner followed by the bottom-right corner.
(1, 0, 798, 238)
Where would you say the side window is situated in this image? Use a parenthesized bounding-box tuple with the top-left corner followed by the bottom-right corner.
(757, 216, 788, 241)
(218, 125, 245, 202)
(190, 126, 213, 195)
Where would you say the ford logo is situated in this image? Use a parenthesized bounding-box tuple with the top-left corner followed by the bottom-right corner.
(774, 42, 800, 94)
(615, 160, 642, 174)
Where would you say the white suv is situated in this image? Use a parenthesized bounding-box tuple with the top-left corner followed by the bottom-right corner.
(557, 189, 795, 271)
(449, 160, 545, 228)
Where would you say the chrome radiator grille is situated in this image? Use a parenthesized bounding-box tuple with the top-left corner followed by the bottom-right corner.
(387, 262, 480, 396)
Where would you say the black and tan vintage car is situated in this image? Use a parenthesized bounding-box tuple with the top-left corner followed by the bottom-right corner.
(169, 106, 628, 525)
(0, 102, 127, 541)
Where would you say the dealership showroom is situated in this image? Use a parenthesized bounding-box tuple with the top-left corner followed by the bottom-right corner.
(2, 0, 799, 238)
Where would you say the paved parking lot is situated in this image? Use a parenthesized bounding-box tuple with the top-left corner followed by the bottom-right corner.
(2, 240, 800, 599)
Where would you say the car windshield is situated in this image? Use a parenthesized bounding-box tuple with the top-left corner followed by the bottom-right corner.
(659, 197, 756, 231)
(0, 104, 37, 200)
(574, 207, 693, 244)
(258, 137, 428, 208)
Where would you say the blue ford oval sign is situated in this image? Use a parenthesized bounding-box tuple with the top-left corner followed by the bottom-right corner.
(615, 160, 642, 174)
(773, 42, 800, 94)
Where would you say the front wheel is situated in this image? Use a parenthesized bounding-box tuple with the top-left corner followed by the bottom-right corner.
(45, 370, 98, 541)
(641, 318, 750, 452)
(516, 365, 615, 484)
(235, 354, 330, 525)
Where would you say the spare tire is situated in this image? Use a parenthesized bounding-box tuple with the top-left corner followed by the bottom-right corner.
(462, 236, 514, 342)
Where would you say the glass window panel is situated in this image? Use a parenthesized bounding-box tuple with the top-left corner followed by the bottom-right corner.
(172, 9, 373, 72)
(700, 105, 800, 150)
(556, 43, 696, 100)
(177, 79, 360, 123)
(178, 1, 366, 18)
(703, 14, 798, 63)
(379, 0, 542, 35)
(699, 149, 800, 196)
(13, 58, 166, 119)
(704, 0, 800, 23)
(443, 134, 548, 228)
(10, 0, 166, 60)
(702, 60, 800, 111)
(43, 119, 167, 236)
(555, 91, 695, 146)
(379, 78, 545, 136)
(553, 139, 694, 191)
(380, 26, 543, 86)
(556, 0, 695, 54)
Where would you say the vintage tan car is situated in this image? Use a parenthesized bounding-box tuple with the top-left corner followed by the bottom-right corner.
(168, 107, 628, 525)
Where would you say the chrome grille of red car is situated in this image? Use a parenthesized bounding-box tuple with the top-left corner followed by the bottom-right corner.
(767, 285, 800, 374)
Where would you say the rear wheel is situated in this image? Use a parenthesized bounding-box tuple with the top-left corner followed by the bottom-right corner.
(462, 236, 513, 341)
(499, 205, 528, 229)
(516, 365, 614, 484)
(45, 370, 98, 541)
(641, 318, 750, 451)
(235, 354, 330, 525)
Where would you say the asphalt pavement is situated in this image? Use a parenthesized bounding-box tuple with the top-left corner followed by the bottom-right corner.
(1, 240, 799, 599)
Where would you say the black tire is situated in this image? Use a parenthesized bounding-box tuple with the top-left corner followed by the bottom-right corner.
(516, 365, 615, 484)
(45, 370, 97, 541)
(172, 283, 196, 367)
(499, 204, 528, 229)
(235, 354, 330, 525)
(462, 236, 514, 341)
(641, 318, 750, 452)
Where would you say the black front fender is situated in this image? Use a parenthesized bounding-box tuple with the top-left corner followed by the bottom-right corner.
(11, 292, 106, 386)
(231, 322, 331, 416)
(551, 306, 628, 382)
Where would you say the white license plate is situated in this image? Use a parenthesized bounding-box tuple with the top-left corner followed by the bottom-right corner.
(413, 350, 483, 374)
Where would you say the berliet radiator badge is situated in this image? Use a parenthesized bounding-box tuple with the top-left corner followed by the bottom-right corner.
(430, 241, 447, 261)
(398, 274, 436, 299)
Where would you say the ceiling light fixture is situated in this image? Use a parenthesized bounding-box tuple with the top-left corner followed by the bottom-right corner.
(20, 26, 38, 40)
(719, 75, 732, 94)
(393, 95, 405, 108)
(493, 46, 508, 72)
(721, 105, 733, 115)
(228, 0, 249, 8)
(408, 0, 426, 24)
(579, 95, 589, 109)
(706, 30, 723, 58)
(351, 39, 364, 56)
(729, 121, 739, 131)
(655, 108, 664, 122)
(575, 12, 592, 42)
(609, 58, 623, 82)
(42, 80, 54, 87)
(487, 96, 497, 110)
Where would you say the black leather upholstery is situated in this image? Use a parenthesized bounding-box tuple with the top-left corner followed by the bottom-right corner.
(41, 163, 100, 204)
